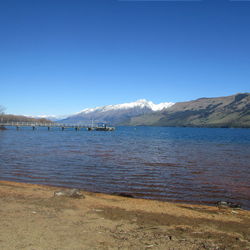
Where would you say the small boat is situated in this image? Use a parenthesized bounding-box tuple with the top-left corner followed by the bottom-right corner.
(87, 125, 115, 131)
(95, 126, 115, 131)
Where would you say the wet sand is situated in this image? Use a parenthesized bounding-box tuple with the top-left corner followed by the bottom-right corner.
(0, 180, 249, 249)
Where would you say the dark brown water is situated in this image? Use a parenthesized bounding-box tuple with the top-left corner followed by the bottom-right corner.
(0, 126, 250, 209)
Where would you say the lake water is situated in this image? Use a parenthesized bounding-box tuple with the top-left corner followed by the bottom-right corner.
(0, 126, 250, 209)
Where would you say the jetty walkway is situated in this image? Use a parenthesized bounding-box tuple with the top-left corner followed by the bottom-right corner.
(0, 121, 112, 131)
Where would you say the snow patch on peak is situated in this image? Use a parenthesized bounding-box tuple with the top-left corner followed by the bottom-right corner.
(77, 99, 174, 114)
(60, 99, 175, 125)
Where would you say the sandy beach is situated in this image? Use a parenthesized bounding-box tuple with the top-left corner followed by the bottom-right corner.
(0, 180, 249, 250)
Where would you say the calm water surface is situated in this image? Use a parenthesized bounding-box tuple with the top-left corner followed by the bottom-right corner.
(0, 126, 250, 209)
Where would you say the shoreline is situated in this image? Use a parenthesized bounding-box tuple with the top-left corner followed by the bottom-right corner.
(0, 180, 250, 249)
(1, 178, 248, 210)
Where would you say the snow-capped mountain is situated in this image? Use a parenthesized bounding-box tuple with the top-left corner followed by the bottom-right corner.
(60, 99, 174, 125)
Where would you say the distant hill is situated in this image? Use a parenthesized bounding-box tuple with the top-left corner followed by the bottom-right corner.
(0, 114, 52, 124)
(59, 99, 174, 125)
(123, 93, 250, 128)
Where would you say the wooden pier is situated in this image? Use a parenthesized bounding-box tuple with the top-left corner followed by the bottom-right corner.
(0, 122, 115, 131)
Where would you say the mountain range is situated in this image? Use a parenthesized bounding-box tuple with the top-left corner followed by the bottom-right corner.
(123, 93, 250, 128)
(60, 99, 174, 125)
(59, 93, 250, 128)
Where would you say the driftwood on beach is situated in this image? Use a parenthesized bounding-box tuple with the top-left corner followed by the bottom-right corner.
(54, 189, 85, 199)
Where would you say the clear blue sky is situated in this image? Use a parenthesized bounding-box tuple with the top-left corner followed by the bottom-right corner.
(1, 0, 250, 116)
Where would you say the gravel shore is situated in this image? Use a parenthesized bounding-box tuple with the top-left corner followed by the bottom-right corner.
(0, 180, 249, 249)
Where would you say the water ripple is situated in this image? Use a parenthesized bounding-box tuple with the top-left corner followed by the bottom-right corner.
(0, 126, 250, 209)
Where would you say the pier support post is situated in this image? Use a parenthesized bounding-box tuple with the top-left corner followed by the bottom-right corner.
(32, 126, 35, 130)
(16, 126, 19, 130)
(48, 127, 50, 130)
(62, 127, 64, 131)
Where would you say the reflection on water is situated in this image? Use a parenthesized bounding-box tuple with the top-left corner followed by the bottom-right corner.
(0, 126, 250, 209)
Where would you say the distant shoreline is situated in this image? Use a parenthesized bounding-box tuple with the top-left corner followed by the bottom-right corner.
(1, 124, 250, 129)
